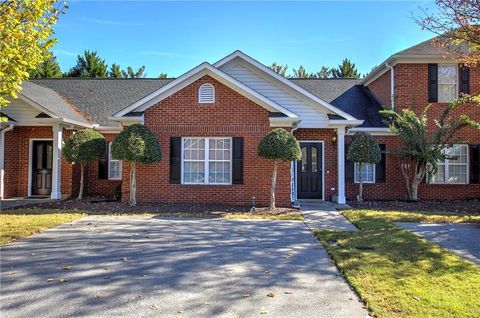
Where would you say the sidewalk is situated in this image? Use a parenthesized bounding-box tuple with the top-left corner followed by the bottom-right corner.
(299, 200, 358, 231)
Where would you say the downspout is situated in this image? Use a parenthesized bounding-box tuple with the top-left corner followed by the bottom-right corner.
(291, 124, 300, 208)
(385, 62, 395, 109)
(0, 124, 14, 200)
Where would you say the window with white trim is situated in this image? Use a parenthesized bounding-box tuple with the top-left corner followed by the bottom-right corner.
(198, 83, 215, 103)
(108, 142, 122, 180)
(354, 163, 375, 183)
(182, 137, 231, 184)
(431, 144, 468, 184)
(438, 64, 457, 103)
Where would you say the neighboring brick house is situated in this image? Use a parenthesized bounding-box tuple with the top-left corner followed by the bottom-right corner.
(0, 36, 479, 206)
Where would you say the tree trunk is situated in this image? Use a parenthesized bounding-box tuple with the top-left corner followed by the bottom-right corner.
(130, 162, 136, 206)
(77, 163, 84, 200)
(358, 163, 363, 202)
(270, 160, 278, 210)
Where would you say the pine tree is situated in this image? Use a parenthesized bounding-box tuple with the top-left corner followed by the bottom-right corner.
(109, 63, 124, 78)
(331, 58, 360, 78)
(122, 66, 146, 78)
(292, 66, 314, 78)
(158, 73, 168, 79)
(66, 50, 108, 77)
(270, 62, 288, 76)
(316, 66, 332, 79)
(29, 55, 62, 78)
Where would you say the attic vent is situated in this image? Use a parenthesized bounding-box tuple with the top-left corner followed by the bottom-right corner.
(198, 83, 215, 103)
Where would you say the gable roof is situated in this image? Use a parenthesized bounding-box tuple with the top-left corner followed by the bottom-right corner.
(290, 78, 361, 103)
(18, 82, 92, 126)
(113, 62, 300, 120)
(214, 50, 359, 122)
(31, 78, 173, 126)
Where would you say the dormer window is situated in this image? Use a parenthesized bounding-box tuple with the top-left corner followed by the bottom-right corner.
(198, 83, 215, 103)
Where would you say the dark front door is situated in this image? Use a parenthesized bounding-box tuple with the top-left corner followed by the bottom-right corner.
(32, 140, 53, 196)
(297, 142, 323, 199)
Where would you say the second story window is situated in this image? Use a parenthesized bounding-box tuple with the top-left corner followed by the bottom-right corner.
(198, 83, 215, 103)
(438, 64, 457, 103)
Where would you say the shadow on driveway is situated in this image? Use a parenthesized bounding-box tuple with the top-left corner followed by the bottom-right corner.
(1, 216, 367, 318)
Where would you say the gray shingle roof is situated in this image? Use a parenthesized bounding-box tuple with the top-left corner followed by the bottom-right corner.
(20, 82, 91, 125)
(289, 78, 361, 102)
(31, 78, 173, 126)
(395, 34, 470, 57)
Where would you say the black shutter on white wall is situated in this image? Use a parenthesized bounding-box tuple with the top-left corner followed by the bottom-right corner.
(170, 137, 181, 184)
(459, 65, 470, 95)
(345, 144, 354, 182)
(232, 137, 244, 184)
(428, 64, 438, 103)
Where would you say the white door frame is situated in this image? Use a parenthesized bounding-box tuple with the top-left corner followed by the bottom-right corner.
(28, 138, 53, 197)
(293, 140, 325, 201)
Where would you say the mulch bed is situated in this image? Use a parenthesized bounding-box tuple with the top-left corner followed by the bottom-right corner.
(349, 199, 480, 215)
(5, 197, 299, 217)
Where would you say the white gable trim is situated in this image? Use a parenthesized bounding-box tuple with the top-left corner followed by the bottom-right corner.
(113, 62, 299, 119)
(214, 50, 358, 121)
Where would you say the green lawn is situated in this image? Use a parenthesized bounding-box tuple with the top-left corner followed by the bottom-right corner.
(0, 213, 84, 245)
(315, 210, 480, 318)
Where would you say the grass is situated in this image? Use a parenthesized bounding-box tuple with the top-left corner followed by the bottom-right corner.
(315, 210, 480, 318)
(345, 209, 480, 223)
(0, 213, 84, 245)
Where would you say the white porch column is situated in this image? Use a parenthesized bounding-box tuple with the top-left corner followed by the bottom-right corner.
(336, 127, 346, 204)
(51, 124, 63, 200)
(0, 124, 14, 199)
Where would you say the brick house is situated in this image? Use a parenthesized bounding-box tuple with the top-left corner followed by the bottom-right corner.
(0, 37, 479, 206)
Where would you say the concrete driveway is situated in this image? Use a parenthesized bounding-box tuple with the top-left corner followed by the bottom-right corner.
(396, 222, 480, 266)
(0, 216, 367, 318)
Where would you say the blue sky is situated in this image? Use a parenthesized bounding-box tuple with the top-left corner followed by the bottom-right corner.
(53, 1, 436, 77)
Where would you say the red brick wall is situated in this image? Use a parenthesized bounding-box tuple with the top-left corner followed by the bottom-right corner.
(120, 75, 291, 207)
(367, 69, 391, 107)
(3, 126, 74, 198)
(293, 129, 338, 201)
(85, 133, 121, 198)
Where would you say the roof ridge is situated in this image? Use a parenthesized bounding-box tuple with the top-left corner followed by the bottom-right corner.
(30, 77, 176, 80)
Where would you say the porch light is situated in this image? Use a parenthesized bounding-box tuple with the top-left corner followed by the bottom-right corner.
(331, 135, 337, 144)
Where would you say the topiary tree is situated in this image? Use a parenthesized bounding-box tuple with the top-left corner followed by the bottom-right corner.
(347, 132, 381, 202)
(63, 129, 105, 200)
(258, 128, 301, 210)
(111, 124, 162, 206)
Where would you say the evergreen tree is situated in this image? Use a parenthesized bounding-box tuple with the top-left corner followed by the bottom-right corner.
(316, 66, 332, 79)
(109, 63, 124, 78)
(270, 62, 288, 77)
(122, 66, 146, 78)
(292, 65, 314, 78)
(332, 58, 360, 78)
(66, 50, 108, 77)
(29, 55, 62, 78)
(158, 72, 168, 79)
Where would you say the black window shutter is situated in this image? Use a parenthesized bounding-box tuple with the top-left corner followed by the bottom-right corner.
(470, 145, 480, 184)
(232, 137, 244, 184)
(98, 141, 108, 179)
(345, 144, 354, 182)
(428, 64, 438, 103)
(459, 65, 470, 95)
(375, 144, 386, 183)
(170, 137, 182, 184)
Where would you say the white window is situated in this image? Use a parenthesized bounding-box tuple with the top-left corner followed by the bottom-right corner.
(182, 137, 231, 185)
(198, 83, 215, 103)
(438, 64, 458, 103)
(431, 144, 468, 184)
(108, 142, 122, 180)
(354, 163, 375, 183)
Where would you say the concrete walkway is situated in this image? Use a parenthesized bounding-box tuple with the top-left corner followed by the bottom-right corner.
(299, 201, 358, 231)
(0, 197, 53, 210)
(396, 222, 480, 266)
(0, 216, 368, 318)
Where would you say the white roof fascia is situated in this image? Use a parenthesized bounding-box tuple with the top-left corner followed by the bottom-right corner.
(113, 62, 299, 119)
(214, 50, 359, 121)
(269, 117, 300, 127)
(347, 127, 394, 136)
(18, 95, 60, 119)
